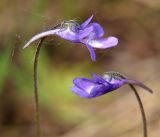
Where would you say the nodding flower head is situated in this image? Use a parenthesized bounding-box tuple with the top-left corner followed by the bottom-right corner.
(70, 71, 153, 98)
(23, 15, 118, 61)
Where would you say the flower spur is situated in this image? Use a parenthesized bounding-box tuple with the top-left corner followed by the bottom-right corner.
(23, 15, 118, 61)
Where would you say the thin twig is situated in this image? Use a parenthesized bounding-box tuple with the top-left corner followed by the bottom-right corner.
(129, 84, 147, 137)
(33, 37, 45, 137)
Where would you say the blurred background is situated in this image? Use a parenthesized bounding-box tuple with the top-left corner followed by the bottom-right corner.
(0, 0, 159, 137)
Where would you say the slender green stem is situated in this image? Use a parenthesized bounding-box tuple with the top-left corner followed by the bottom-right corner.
(33, 37, 45, 137)
(129, 84, 147, 137)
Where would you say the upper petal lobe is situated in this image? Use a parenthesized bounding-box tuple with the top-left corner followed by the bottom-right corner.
(80, 15, 94, 29)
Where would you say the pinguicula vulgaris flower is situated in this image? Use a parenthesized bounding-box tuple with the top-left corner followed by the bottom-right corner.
(23, 15, 118, 61)
(71, 71, 153, 98)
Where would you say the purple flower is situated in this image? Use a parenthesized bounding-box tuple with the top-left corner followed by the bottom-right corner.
(71, 71, 153, 98)
(23, 15, 118, 61)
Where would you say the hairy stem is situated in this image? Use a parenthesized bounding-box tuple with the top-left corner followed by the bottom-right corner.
(129, 84, 147, 137)
(33, 37, 45, 137)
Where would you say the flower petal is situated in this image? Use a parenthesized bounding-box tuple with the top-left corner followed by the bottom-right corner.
(70, 86, 91, 98)
(77, 26, 94, 40)
(86, 36, 118, 49)
(86, 45, 96, 61)
(73, 78, 96, 94)
(89, 83, 110, 97)
(71, 78, 108, 98)
(56, 27, 78, 41)
(92, 74, 107, 83)
(23, 29, 59, 49)
(80, 15, 94, 29)
(71, 77, 111, 98)
(87, 23, 104, 38)
(78, 23, 104, 40)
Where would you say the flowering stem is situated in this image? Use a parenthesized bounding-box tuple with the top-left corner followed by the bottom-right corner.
(129, 85, 147, 137)
(33, 37, 45, 137)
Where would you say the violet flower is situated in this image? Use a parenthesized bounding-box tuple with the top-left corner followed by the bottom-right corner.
(71, 71, 153, 98)
(23, 15, 118, 61)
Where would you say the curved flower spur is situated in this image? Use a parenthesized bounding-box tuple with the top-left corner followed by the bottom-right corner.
(71, 71, 153, 137)
(23, 15, 118, 61)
